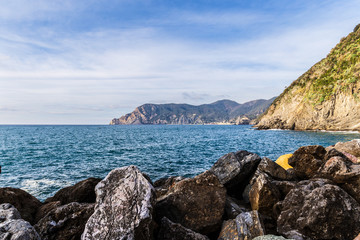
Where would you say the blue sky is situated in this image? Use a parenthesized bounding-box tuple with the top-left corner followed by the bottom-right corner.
(0, 0, 359, 124)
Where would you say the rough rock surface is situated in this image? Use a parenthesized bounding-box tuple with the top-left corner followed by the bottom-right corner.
(0, 187, 42, 224)
(82, 166, 155, 240)
(45, 178, 101, 205)
(210, 150, 261, 196)
(0, 203, 41, 240)
(326, 140, 360, 162)
(257, 157, 295, 181)
(276, 179, 360, 240)
(155, 171, 226, 235)
(319, 155, 360, 203)
(249, 171, 280, 217)
(35, 202, 94, 240)
(253, 235, 291, 240)
(218, 210, 265, 240)
(34, 201, 61, 223)
(224, 196, 250, 220)
(154, 176, 185, 200)
(288, 145, 326, 179)
(157, 217, 209, 240)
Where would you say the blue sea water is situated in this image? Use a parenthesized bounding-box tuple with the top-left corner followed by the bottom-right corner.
(0, 125, 359, 201)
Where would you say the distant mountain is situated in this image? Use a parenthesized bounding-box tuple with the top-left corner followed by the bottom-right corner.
(256, 24, 360, 131)
(110, 98, 276, 125)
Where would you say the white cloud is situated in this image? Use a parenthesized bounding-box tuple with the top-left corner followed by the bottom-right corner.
(0, 1, 359, 123)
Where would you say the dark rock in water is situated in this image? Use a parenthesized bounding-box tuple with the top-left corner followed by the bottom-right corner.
(0, 187, 42, 225)
(210, 150, 261, 197)
(0, 203, 41, 240)
(35, 202, 94, 240)
(218, 210, 265, 240)
(82, 166, 155, 240)
(157, 217, 209, 240)
(154, 176, 185, 200)
(45, 178, 101, 205)
(257, 157, 295, 181)
(276, 179, 360, 240)
(288, 145, 326, 179)
(155, 171, 226, 235)
(224, 196, 251, 220)
(249, 171, 280, 218)
(319, 155, 360, 203)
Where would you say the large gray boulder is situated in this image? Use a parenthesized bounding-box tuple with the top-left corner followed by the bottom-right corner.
(276, 179, 360, 240)
(218, 210, 265, 240)
(155, 171, 226, 236)
(81, 166, 155, 240)
(0, 203, 41, 240)
(210, 150, 261, 197)
(35, 202, 94, 240)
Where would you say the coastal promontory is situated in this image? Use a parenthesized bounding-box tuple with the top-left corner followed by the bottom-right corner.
(256, 24, 360, 131)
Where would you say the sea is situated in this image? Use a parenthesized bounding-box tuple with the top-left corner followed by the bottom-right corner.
(0, 124, 359, 201)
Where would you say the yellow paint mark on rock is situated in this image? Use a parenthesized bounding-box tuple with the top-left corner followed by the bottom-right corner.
(275, 154, 293, 170)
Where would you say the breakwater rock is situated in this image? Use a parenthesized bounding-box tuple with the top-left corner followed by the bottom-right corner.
(1, 140, 360, 239)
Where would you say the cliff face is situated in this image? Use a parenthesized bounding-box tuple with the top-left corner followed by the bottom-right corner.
(256, 24, 360, 131)
(110, 98, 275, 125)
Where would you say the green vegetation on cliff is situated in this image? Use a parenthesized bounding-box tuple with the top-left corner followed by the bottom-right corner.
(277, 24, 360, 106)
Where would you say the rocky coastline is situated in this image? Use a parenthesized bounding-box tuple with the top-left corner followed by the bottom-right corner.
(2, 140, 360, 239)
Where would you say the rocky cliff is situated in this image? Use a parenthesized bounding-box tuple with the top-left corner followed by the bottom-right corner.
(256, 24, 360, 131)
(110, 98, 275, 125)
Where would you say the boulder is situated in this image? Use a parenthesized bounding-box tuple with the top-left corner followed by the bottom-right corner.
(154, 176, 185, 200)
(157, 217, 209, 240)
(253, 235, 292, 240)
(155, 171, 226, 235)
(319, 155, 360, 203)
(0, 203, 41, 240)
(288, 145, 326, 179)
(276, 179, 360, 240)
(249, 171, 281, 217)
(35, 202, 94, 240)
(210, 150, 261, 196)
(45, 178, 101, 205)
(0, 187, 42, 224)
(34, 201, 61, 223)
(218, 210, 265, 240)
(328, 139, 360, 162)
(224, 196, 250, 220)
(257, 157, 295, 181)
(82, 166, 155, 240)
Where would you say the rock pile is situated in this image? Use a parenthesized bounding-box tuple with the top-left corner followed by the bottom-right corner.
(1, 140, 360, 239)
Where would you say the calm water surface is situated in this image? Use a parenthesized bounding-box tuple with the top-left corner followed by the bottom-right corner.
(0, 125, 359, 201)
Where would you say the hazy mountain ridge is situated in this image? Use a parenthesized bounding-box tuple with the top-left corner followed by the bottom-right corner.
(256, 24, 360, 131)
(110, 98, 275, 125)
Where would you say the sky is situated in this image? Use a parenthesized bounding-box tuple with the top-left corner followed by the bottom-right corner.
(0, 0, 359, 124)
